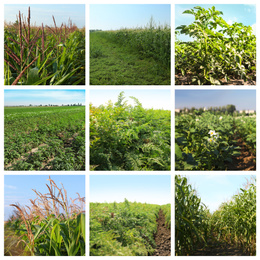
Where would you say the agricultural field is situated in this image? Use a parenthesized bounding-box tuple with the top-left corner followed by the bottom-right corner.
(90, 200, 171, 256)
(175, 112, 256, 170)
(90, 92, 171, 171)
(5, 105, 85, 171)
(4, 7, 85, 85)
(175, 175, 256, 256)
(4, 177, 85, 256)
(90, 22, 171, 85)
(175, 6, 256, 85)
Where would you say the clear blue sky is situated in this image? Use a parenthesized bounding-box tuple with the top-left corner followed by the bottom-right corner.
(90, 4, 170, 30)
(4, 175, 85, 221)
(90, 90, 171, 110)
(183, 175, 255, 213)
(176, 4, 256, 41)
(175, 90, 256, 110)
(90, 175, 171, 205)
(5, 4, 85, 28)
(5, 90, 85, 106)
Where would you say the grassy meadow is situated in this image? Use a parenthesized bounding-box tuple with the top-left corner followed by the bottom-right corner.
(90, 22, 171, 85)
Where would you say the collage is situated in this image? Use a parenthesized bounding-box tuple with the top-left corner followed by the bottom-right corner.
(1, 0, 258, 258)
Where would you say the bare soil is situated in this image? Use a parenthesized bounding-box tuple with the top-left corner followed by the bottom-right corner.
(153, 209, 171, 256)
(189, 239, 249, 256)
(226, 136, 256, 171)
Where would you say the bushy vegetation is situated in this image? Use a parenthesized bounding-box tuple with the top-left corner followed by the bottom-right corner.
(5, 106, 85, 170)
(90, 199, 170, 256)
(175, 112, 256, 170)
(175, 6, 256, 85)
(4, 177, 85, 256)
(175, 175, 256, 256)
(4, 7, 85, 85)
(90, 92, 171, 171)
(90, 19, 170, 85)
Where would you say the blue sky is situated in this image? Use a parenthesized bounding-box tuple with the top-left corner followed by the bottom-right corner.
(90, 90, 171, 110)
(176, 4, 256, 41)
(4, 175, 85, 221)
(5, 90, 85, 106)
(90, 175, 171, 205)
(90, 4, 170, 30)
(175, 90, 256, 110)
(5, 4, 85, 28)
(182, 175, 255, 213)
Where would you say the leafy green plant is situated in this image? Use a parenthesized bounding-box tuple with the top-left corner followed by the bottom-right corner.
(90, 92, 171, 171)
(175, 6, 256, 85)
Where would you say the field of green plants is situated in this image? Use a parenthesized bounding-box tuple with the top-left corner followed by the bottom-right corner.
(90, 199, 170, 256)
(90, 92, 171, 171)
(175, 175, 256, 256)
(4, 7, 85, 85)
(175, 6, 256, 85)
(175, 112, 256, 170)
(5, 106, 85, 170)
(4, 177, 85, 256)
(90, 20, 170, 85)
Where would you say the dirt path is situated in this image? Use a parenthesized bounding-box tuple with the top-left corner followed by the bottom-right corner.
(190, 240, 249, 256)
(153, 209, 171, 256)
(226, 135, 256, 171)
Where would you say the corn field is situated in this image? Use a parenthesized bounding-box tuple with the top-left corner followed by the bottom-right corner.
(4, 177, 85, 256)
(4, 7, 85, 85)
(175, 175, 256, 256)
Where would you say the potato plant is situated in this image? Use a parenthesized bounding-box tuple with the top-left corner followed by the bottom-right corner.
(4, 106, 85, 171)
(175, 112, 256, 170)
(175, 6, 256, 85)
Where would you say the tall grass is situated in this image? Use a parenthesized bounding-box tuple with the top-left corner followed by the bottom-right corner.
(90, 18, 170, 68)
(4, 7, 85, 85)
(4, 177, 85, 256)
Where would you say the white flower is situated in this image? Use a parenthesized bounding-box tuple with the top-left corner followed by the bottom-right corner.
(219, 116, 223, 120)
(208, 138, 215, 143)
(208, 130, 216, 136)
(196, 119, 199, 122)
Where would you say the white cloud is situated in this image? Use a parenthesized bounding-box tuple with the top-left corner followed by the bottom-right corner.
(5, 184, 17, 190)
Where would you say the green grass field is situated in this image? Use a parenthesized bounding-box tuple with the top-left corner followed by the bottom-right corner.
(90, 27, 171, 85)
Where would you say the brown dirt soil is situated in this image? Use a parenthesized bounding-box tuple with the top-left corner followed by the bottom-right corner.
(153, 209, 171, 256)
(175, 73, 256, 85)
(226, 136, 256, 171)
(189, 240, 250, 256)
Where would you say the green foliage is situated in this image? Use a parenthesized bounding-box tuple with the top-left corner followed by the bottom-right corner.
(175, 6, 256, 85)
(211, 179, 256, 255)
(4, 9, 85, 85)
(175, 112, 256, 170)
(90, 92, 171, 171)
(175, 175, 210, 256)
(90, 200, 170, 256)
(89, 24, 171, 85)
(4, 106, 85, 170)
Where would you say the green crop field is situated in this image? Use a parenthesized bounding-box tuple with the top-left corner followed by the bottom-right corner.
(175, 111, 256, 170)
(175, 175, 256, 256)
(90, 92, 171, 171)
(4, 177, 85, 256)
(175, 6, 256, 85)
(90, 20, 170, 85)
(4, 106, 85, 171)
(90, 199, 170, 256)
(4, 7, 85, 85)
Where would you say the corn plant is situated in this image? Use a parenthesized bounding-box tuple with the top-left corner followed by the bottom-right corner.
(211, 178, 256, 255)
(4, 177, 85, 256)
(175, 175, 210, 256)
(4, 7, 85, 85)
(175, 6, 256, 85)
